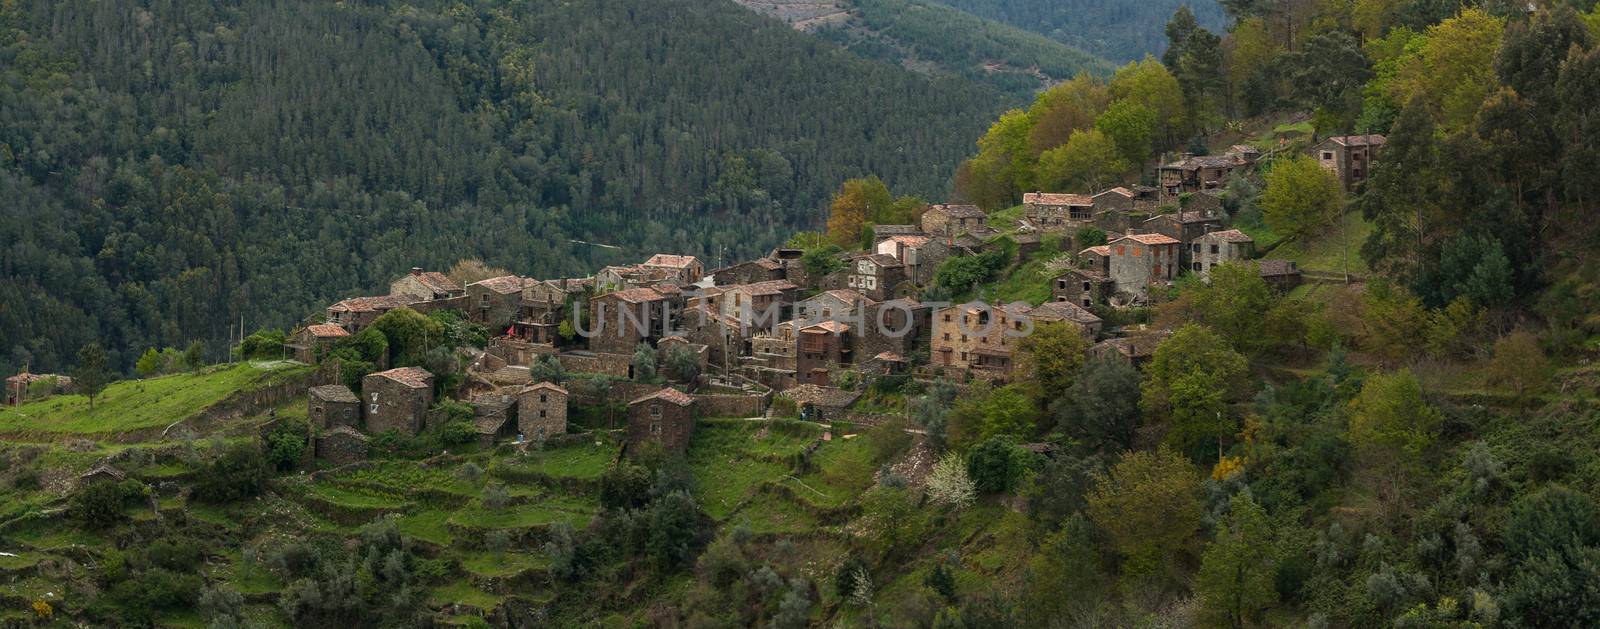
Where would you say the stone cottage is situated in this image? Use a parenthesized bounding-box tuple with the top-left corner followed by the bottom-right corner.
(1053, 268, 1114, 309)
(467, 275, 530, 332)
(1107, 233, 1181, 301)
(308, 384, 361, 429)
(919, 204, 987, 237)
(1312, 134, 1385, 189)
(518, 382, 569, 442)
(1028, 301, 1104, 341)
(289, 324, 349, 363)
(642, 254, 705, 286)
(316, 426, 370, 466)
(1192, 229, 1256, 277)
(1022, 192, 1094, 231)
(361, 367, 435, 436)
(326, 294, 415, 333)
(588, 287, 671, 354)
(390, 268, 463, 302)
(627, 387, 697, 452)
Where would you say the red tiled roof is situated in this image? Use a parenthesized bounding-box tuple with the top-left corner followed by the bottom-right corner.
(1081, 245, 1112, 257)
(370, 366, 433, 389)
(471, 275, 528, 294)
(1201, 229, 1254, 243)
(644, 254, 700, 269)
(1094, 187, 1134, 199)
(732, 280, 797, 296)
(329, 294, 414, 312)
(802, 320, 850, 334)
(524, 381, 569, 396)
(632, 387, 694, 406)
(305, 324, 349, 338)
(888, 235, 930, 247)
(819, 289, 875, 307)
(1023, 192, 1093, 206)
(1118, 233, 1181, 246)
(601, 287, 667, 303)
(1327, 134, 1386, 147)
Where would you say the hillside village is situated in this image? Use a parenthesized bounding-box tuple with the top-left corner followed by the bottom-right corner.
(119, 134, 1371, 468)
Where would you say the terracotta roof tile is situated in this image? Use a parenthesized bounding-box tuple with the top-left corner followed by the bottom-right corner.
(1117, 233, 1181, 246)
(1029, 301, 1103, 325)
(369, 366, 434, 389)
(471, 275, 528, 294)
(602, 287, 667, 303)
(632, 387, 694, 406)
(329, 294, 415, 312)
(644, 254, 700, 269)
(1023, 192, 1094, 206)
(305, 324, 350, 338)
(524, 381, 569, 396)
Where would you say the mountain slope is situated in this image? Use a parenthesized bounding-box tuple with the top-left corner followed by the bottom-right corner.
(0, 0, 1015, 374)
(734, 0, 1112, 97)
(923, 0, 1229, 62)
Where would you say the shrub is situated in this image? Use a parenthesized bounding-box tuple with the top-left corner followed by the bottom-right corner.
(926, 453, 977, 509)
(481, 483, 511, 510)
(968, 435, 1027, 494)
(68, 479, 144, 528)
(191, 443, 270, 504)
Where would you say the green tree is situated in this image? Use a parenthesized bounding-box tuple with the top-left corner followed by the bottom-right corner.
(1262, 155, 1344, 241)
(1195, 493, 1279, 628)
(1141, 324, 1250, 454)
(1015, 322, 1088, 402)
(664, 345, 700, 383)
(967, 435, 1028, 494)
(1095, 100, 1158, 167)
(370, 308, 443, 368)
(632, 342, 658, 382)
(72, 342, 111, 410)
(1108, 57, 1187, 145)
(191, 443, 270, 504)
(1390, 8, 1506, 132)
(1035, 129, 1128, 192)
(1346, 370, 1442, 507)
(1051, 357, 1142, 452)
(182, 340, 205, 370)
(1186, 261, 1275, 354)
(135, 348, 166, 378)
(1487, 330, 1551, 406)
(236, 330, 288, 361)
(1085, 447, 1202, 580)
(949, 384, 1038, 449)
(827, 177, 892, 247)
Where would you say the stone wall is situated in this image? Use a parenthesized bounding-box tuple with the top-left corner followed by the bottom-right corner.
(692, 392, 768, 418)
(558, 351, 632, 378)
(566, 379, 662, 406)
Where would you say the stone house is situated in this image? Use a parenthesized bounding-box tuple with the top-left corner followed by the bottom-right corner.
(1052, 268, 1114, 309)
(1312, 134, 1385, 189)
(859, 297, 929, 360)
(1158, 154, 1247, 198)
(835, 253, 906, 302)
(1022, 192, 1095, 231)
(513, 280, 570, 344)
(518, 382, 568, 442)
(1078, 245, 1112, 275)
(470, 394, 518, 446)
(717, 280, 798, 332)
(390, 268, 463, 302)
(1257, 259, 1304, 292)
(642, 254, 705, 285)
(627, 387, 697, 452)
(362, 367, 435, 436)
(797, 320, 851, 386)
(875, 234, 933, 285)
(712, 258, 786, 286)
(1108, 233, 1181, 301)
(595, 264, 670, 291)
(796, 289, 876, 325)
(288, 324, 349, 363)
(308, 384, 361, 429)
(588, 287, 671, 354)
(919, 204, 987, 237)
(686, 309, 751, 369)
(1144, 211, 1224, 269)
(5, 371, 72, 406)
(872, 224, 923, 242)
(780, 384, 861, 422)
(327, 294, 414, 333)
(467, 275, 530, 332)
(1089, 335, 1162, 369)
(751, 320, 799, 373)
(930, 301, 1032, 380)
(1028, 301, 1104, 340)
(316, 426, 370, 466)
(1192, 229, 1255, 276)
(1092, 185, 1161, 214)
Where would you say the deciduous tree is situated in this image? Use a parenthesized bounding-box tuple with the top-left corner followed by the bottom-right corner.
(1262, 155, 1344, 241)
(1085, 447, 1203, 580)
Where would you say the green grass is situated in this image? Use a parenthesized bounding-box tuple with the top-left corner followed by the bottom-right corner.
(339, 461, 480, 497)
(307, 483, 410, 510)
(398, 509, 454, 545)
(459, 550, 550, 577)
(687, 422, 797, 520)
(984, 204, 1025, 231)
(736, 493, 819, 534)
(450, 497, 596, 530)
(0, 362, 312, 435)
(792, 436, 877, 509)
(429, 580, 505, 610)
(986, 254, 1056, 305)
(1264, 210, 1372, 275)
(494, 441, 616, 481)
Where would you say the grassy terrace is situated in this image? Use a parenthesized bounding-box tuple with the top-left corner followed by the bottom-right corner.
(0, 361, 312, 436)
(687, 419, 823, 520)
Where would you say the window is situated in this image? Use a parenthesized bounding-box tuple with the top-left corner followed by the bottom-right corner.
(650, 404, 662, 418)
(540, 394, 547, 403)
(1082, 281, 1090, 291)
(1083, 299, 1092, 307)
(942, 314, 951, 322)
(1321, 151, 1334, 160)
(1057, 280, 1066, 289)
(480, 295, 490, 307)
(943, 332, 950, 341)
(1193, 262, 1201, 271)
(960, 351, 967, 361)
(1116, 246, 1126, 255)
(650, 421, 661, 434)
(960, 335, 967, 343)
(1133, 248, 1142, 257)
(1210, 244, 1219, 254)
(539, 410, 547, 418)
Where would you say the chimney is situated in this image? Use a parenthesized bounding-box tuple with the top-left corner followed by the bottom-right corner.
(411, 267, 423, 276)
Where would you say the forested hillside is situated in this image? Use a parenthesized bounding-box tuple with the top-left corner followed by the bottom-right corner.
(0, 0, 1024, 375)
(925, 0, 1228, 62)
(733, 0, 1112, 98)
